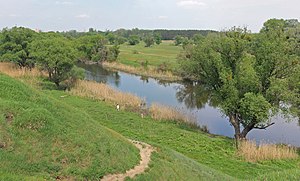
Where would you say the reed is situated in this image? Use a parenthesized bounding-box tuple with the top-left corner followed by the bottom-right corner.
(0, 62, 42, 78)
(149, 103, 197, 123)
(0, 62, 44, 87)
(238, 140, 298, 162)
(102, 62, 181, 82)
(69, 80, 143, 110)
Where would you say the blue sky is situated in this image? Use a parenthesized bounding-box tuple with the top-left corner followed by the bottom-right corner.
(0, 0, 299, 32)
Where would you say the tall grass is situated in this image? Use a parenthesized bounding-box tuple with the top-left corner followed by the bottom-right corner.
(148, 103, 208, 132)
(0, 62, 42, 78)
(69, 80, 143, 110)
(0, 62, 44, 87)
(102, 62, 181, 82)
(238, 140, 298, 162)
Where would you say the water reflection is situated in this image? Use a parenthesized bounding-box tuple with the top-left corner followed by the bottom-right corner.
(78, 63, 300, 147)
(176, 81, 219, 109)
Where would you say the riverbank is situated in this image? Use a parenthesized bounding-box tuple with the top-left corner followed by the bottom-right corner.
(102, 61, 182, 82)
(0, 62, 299, 180)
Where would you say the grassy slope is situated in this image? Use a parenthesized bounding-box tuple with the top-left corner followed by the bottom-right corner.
(118, 41, 181, 70)
(0, 74, 140, 180)
(57, 92, 300, 180)
(1, 73, 299, 180)
(47, 91, 234, 181)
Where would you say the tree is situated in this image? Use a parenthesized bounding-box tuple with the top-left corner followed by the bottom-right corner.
(30, 37, 77, 87)
(128, 35, 140, 45)
(174, 35, 183, 46)
(154, 33, 162, 45)
(76, 34, 107, 61)
(143, 35, 154, 47)
(106, 33, 116, 44)
(0, 27, 37, 69)
(108, 45, 120, 62)
(180, 21, 300, 141)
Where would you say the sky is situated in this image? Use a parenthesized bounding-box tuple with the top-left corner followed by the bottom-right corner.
(0, 0, 299, 32)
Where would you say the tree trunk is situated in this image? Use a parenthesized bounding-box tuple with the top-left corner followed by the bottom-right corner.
(54, 81, 60, 87)
(241, 122, 255, 138)
(229, 114, 245, 148)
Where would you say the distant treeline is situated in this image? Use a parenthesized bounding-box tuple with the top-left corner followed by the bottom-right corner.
(113, 29, 217, 40)
(60, 28, 217, 40)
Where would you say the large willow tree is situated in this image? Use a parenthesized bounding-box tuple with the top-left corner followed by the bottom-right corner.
(180, 19, 300, 140)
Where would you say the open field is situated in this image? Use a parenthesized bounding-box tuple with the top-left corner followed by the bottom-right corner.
(118, 41, 181, 70)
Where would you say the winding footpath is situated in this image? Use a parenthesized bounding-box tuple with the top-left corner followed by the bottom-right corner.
(101, 140, 155, 181)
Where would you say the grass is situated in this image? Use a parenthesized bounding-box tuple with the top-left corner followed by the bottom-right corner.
(69, 79, 144, 110)
(238, 140, 298, 162)
(102, 62, 181, 82)
(149, 103, 199, 127)
(58, 92, 300, 180)
(0, 74, 140, 180)
(1, 63, 299, 180)
(110, 41, 182, 81)
(118, 41, 181, 70)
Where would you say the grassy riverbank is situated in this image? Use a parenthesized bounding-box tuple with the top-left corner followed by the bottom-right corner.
(58, 92, 300, 180)
(106, 41, 182, 81)
(0, 64, 299, 180)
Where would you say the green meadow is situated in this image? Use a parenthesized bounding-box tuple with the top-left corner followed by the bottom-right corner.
(118, 41, 181, 70)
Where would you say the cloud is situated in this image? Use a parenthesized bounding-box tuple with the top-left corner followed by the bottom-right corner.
(55, 1, 73, 5)
(76, 14, 90, 19)
(158, 16, 168, 20)
(9, 14, 19, 17)
(176, 0, 206, 9)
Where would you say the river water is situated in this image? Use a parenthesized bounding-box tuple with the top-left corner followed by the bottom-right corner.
(79, 63, 300, 147)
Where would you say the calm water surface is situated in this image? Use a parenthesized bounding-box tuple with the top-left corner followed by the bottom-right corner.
(79, 63, 300, 147)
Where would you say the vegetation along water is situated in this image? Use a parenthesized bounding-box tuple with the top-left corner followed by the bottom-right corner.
(0, 18, 299, 180)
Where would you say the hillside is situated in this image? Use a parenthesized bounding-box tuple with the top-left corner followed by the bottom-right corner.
(0, 74, 140, 180)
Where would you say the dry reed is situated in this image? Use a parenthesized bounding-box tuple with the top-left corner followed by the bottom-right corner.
(0, 62, 42, 78)
(238, 140, 298, 162)
(0, 62, 45, 87)
(69, 80, 143, 110)
(149, 103, 196, 123)
(102, 62, 181, 82)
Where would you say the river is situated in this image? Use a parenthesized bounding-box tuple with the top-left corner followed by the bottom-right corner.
(78, 63, 300, 147)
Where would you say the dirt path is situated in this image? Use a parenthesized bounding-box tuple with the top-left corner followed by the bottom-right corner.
(101, 140, 155, 181)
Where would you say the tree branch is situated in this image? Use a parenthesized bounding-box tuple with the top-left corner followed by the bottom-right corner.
(253, 122, 275, 130)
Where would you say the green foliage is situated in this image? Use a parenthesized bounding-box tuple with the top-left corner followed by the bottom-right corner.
(154, 33, 162, 45)
(76, 34, 107, 61)
(29, 37, 77, 87)
(174, 35, 183, 46)
(128, 35, 140, 45)
(106, 32, 116, 44)
(0, 27, 37, 68)
(108, 45, 120, 62)
(179, 20, 300, 139)
(114, 36, 127, 45)
(63, 66, 85, 90)
(192, 34, 205, 44)
(143, 35, 154, 47)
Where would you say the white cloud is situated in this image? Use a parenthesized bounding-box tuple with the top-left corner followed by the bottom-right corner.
(55, 1, 73, 5)
(8, 14, 19, 17)
(76, 14, 90, 19)
(158, 16, 168, 20)
(177, 0, 206, 9)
